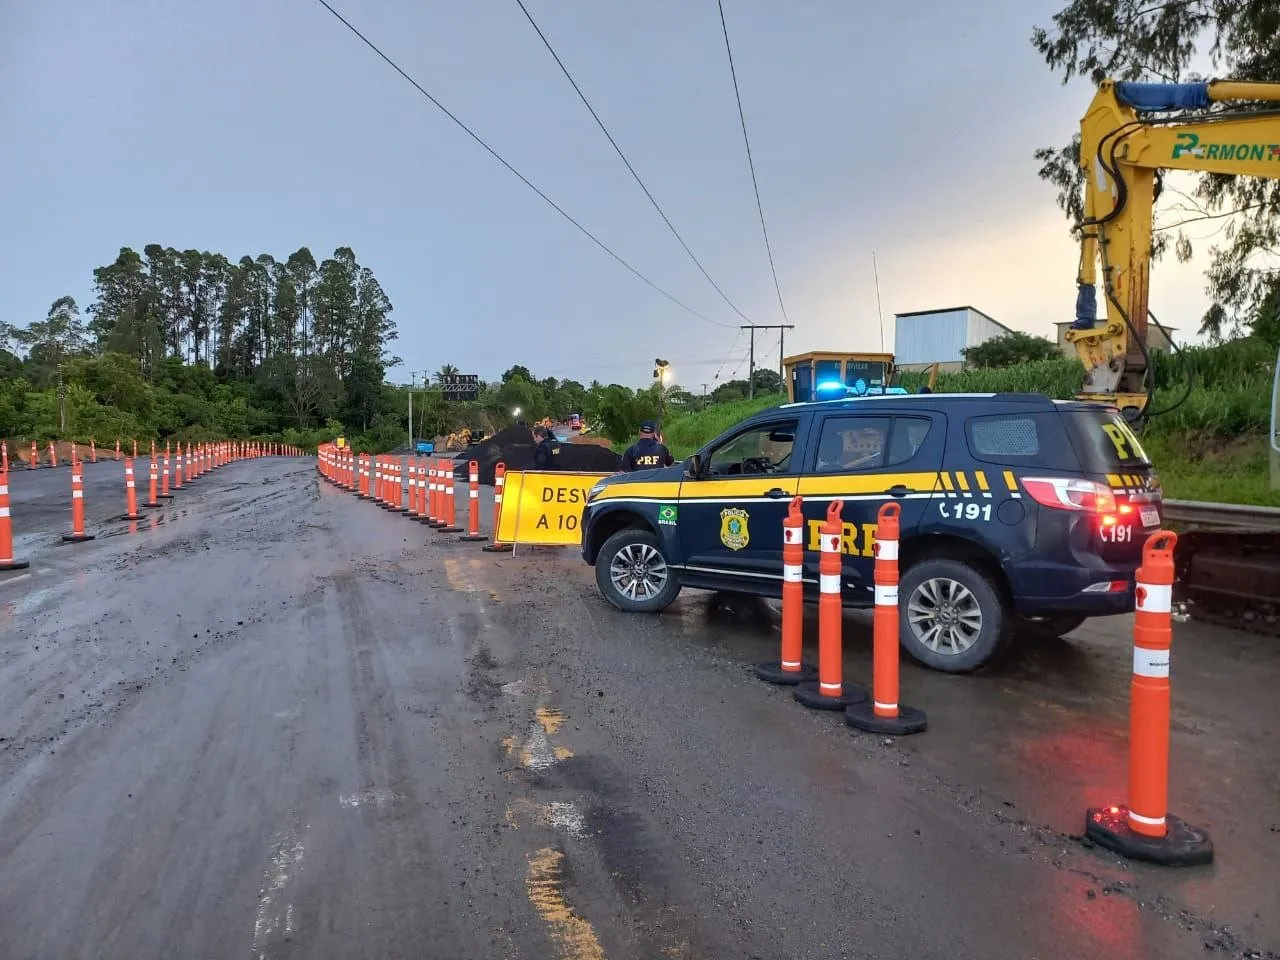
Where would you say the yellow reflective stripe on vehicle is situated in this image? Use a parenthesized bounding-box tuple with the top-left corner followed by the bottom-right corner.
(1107, 473, 1123, 488)
(796, 472, 943, 496)
(939, 472, 954, 492)
(974, 471, 989, 492)
(595, 480, 680, 501)
(1002, 470, 1018, 492)
(954, 471, 971, 494)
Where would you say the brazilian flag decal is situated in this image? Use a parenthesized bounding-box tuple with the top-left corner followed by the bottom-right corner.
(658, 504, 678, 526)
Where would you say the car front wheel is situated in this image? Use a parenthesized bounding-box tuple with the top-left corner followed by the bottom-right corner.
(595, 528, 681, 613)
(898, 558, 1006, 672)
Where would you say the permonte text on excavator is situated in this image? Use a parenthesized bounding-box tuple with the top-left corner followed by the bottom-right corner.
(1066, 76, 1280, 632)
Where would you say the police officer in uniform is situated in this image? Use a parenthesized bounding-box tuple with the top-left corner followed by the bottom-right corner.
(532, 425, 561, 469)
(621, 420, 674, 471)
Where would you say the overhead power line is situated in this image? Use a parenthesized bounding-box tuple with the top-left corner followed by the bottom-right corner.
(513, 0, 754, 325)
(312, 0, 734, 330)
(716, 0, 791, 327)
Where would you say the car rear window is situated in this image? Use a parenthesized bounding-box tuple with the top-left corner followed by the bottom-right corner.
(963, 411, 1079, 471)
(1061, 408, 1152, 472)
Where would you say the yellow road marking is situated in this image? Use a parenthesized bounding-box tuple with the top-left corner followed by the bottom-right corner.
(526, 848, 606, 960)
(444, 558, 472, 592)
(537, 707, 566, 735)
(554, 745, 574, 760)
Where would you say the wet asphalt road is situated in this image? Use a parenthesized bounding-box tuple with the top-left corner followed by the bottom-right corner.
(0, 457, 1276, 959)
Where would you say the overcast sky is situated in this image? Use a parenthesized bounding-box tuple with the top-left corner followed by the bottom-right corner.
(1, 0, 1224, 391)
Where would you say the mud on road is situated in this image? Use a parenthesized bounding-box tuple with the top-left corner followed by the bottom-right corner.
(0, 457, 1276, 959)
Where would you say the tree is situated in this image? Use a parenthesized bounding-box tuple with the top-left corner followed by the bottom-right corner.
(962, 331, 1060, 368)
(750, 368, 782, 395)
(502, 364, 533, 384)
(1031, 1, 1280, 330)
(14, 296, 91, 365)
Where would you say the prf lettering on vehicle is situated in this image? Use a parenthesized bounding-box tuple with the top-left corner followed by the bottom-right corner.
(806, 519, 879, 557)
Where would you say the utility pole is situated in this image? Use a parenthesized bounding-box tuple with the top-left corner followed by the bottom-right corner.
(408, 372, 415, 449)
(740, 324, 794, 399)
(57, 362, 66, 433)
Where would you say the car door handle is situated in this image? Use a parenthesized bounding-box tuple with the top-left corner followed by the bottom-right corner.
(886, 485, 913, 497)
(765, 487, 788, 498)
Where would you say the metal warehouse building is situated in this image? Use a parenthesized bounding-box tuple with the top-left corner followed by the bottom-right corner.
(893, 306, 1012, 372)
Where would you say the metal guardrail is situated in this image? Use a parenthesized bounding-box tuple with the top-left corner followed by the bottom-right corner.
(1161, 498, 1280, 531)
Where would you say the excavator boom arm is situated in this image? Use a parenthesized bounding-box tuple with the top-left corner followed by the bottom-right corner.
(1067, 78, 1280, 423)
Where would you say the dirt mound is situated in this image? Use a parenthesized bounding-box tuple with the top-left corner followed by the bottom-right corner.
(568, 434, 613, 448)
(455, 426, 621, 484)
(5, 439, 115, 468)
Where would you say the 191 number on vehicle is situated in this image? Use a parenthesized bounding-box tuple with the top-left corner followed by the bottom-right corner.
(939, 501, 992, 522)
(1099, 522, 1132, 543)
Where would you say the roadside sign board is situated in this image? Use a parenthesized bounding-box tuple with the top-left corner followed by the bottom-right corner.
(441, 374, 480, 401)
(495, 470, 612, 549)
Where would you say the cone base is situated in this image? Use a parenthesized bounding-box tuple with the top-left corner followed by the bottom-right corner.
(418, 517, 436, 525)
(0, 559, 30, 570)
(159, 494, 174, 500)
(754, 659, 818, 685)
(482, 542, 510, 552)
(143, 501, 162, 509)
(1084, 807, 1214, 866)
(438, 525, 462, 534)
(794, 680, 868, 710)
(458, 533, 487, 542)
(845, 701, 928, 735)
(63, 533, 96, 542)
(123, 513, 144, 521)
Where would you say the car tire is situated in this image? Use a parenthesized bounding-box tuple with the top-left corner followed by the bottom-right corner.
(898, 558, 1006, 673)
(595, 527, 681, 613)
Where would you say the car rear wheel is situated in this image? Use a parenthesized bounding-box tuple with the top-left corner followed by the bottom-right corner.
(595, 528, 681, 613)
(898, 558, 1006, 672)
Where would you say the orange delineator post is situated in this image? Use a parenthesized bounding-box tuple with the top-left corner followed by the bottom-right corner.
(755, 496, 816, 684)
(29, 442, 37, 470)
(143, 455, 162, 508)
(459, 460, 487, 541)
(90, 439, 97, 463)
(132, 439, 138, 459)
(1, 441, 7, 474)
(161, 443, 172, 498)
(115, 439, 121, 461)
(48, 441, 57, 468)
(174, 444, 185, 489)
(426, 460, 442, 526)
(123, 458, 143, 520)
(439, 463, 461, 533)
(482, 462, 510, 551)
(846, 502, 927, 735)
(1085, 530, 1213, 866)
(0, 470, 30, 570)
(405, 460, 420, 516)
(63, 461, 95, 542)
(795, 500, 868, 711)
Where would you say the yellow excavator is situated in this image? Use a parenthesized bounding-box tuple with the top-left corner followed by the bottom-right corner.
(1066, 77, 1280, 428)
(1063, 77, 1280, 631)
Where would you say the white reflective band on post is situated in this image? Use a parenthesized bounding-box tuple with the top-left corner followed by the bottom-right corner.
(875, 584, 898, 606)
(471, 472, 479, 482)
(470, 489, 478, 499)
(0, 485, 7, 495)
(874, 700, 898, 711)
(783, 565, 802, 583)
(73, 475, 82, 483)
(1127, 810, 1166, 827)
(819, 682, 842, 693)
(0, 507, 9, 518)
(820, 573, 841, 593)
(820, 533, 840, 553)
(876, 539, 898, 561)
(1136, 582, 1172, 614)
(781, 660, 801, 669)
(783, 526, 803, 544)
(73, 491, 83, 499)
(1133, 645, 1170, 679)
(127, 481, 135, 488)
(495, 494, 503, 503)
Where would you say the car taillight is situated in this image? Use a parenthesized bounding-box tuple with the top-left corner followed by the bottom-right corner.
(1021, 477, 1117, 513)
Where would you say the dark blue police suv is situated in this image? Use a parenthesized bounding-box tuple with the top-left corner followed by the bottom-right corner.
(580, 393, 1163, 673)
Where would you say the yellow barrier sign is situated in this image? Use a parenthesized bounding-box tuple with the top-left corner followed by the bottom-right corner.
(336, 435, 346, 449)
(496, 470, 613, 548)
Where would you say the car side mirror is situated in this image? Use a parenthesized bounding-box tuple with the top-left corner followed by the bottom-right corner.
(686, 454, 702, 478)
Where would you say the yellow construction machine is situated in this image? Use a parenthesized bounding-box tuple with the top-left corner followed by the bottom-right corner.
(1066, 77, 1280, 429)
(1063, 77, 1280, 631)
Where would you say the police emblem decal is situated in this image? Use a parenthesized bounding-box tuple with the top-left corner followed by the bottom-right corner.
(719, 507, 750, 551)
